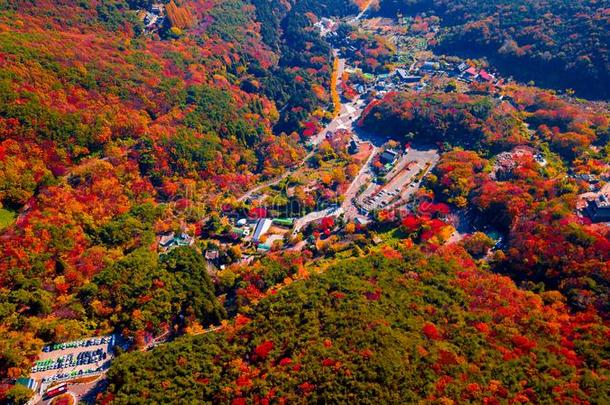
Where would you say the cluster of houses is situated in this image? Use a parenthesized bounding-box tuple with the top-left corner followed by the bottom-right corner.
(220, 216, 295, 253)
(348, 68, 423, 99)
(139, 3, 165, 33)
(347, 60, 497, 97)
(346, 56, 501, 101)
(314, 17, 337, 36)
(156, 197, 371, 268)
(586, 192, 610, 222)
(155, 215, 297, 274)
(347, 56, 502, 101)
(418, 60, 497, 84)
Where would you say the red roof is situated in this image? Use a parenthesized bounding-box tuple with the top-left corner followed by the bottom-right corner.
(465, 67, 478, 76)
(479, 70, 493, 81)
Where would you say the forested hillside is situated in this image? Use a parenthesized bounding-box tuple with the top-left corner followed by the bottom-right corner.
(0, 0, 354, 379)
(377, 0, 610, 98)
(105, 248, 610, 403)
(249, 0, 357, 132)
(360, 88, 610, 314)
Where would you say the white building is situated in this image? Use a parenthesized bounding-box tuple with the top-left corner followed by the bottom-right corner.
(252, 218, 273, 243)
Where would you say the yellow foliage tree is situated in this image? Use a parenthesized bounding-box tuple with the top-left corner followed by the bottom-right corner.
(330, 57, 340, 118)
(345, 222, 356, 234)
(166, 0, 196, 29)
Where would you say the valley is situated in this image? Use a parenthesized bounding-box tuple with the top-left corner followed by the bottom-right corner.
(0, 0, 608, 404)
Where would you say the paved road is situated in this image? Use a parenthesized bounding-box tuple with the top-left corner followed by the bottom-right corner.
(342, 144, 378, 220)
(309, 97, 365, 145)
(237, 161, 305, 203)
(238, 67, 364, 203)
(37, 378, 107, 405)
(335, 51, 346, 87)
(71, 377, 108, 405)
(192, 325, 224, 336)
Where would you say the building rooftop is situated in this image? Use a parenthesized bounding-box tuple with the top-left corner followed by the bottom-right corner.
(465, 67, 478, 76)
(253, 218, 273, 242)
(479, 70, 493, 81)
(585, 192, 610, 222)
(596, 193, 610, 208)
(159, 232, 193, 251)
(395, 68, 409, 79)
(159, 232, 175, 247)
(205, 250, 220, 261)
(380, 149, 398, 164)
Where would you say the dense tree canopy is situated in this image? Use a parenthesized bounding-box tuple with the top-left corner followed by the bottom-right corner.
(359, 92, 527, 151)
(85, 247, 225, 335)
(105, 249, 610, 403)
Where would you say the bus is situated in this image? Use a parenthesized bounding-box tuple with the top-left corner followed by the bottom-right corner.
(44, 383, 68, 399)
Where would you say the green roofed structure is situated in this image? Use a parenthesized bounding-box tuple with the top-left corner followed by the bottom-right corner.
(272, 218, 294, 227)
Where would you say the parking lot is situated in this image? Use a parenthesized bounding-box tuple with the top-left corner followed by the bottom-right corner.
(357, 146, 439, 213)
(30, 336, 115, 387)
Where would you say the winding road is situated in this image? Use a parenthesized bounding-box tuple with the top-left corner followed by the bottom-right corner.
(238, 0, 375, 203)
(237, 55, 362, 203)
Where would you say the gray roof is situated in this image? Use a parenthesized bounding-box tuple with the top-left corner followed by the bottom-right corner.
(253, 218, 273, 242)
(395, 68, 409, 79)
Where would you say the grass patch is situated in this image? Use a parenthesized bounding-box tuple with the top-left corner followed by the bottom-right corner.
(0, 207, 16, 229)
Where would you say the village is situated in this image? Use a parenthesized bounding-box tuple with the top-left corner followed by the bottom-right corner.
(320, 12, 503, 100)
(149, 10, 525, 271)
(143, 2, 610, 276)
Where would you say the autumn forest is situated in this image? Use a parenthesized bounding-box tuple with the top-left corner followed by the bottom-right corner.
(0, 0, 608, 403)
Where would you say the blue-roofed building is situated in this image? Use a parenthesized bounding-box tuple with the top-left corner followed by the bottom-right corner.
(380, 149, 398, 165)
(16, 377, 37, 391)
